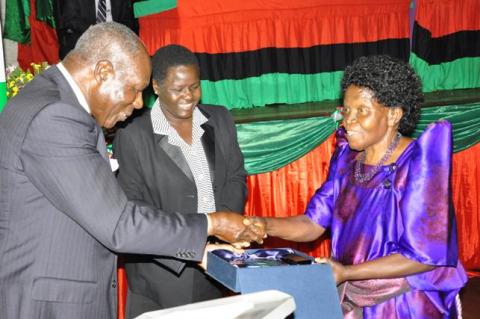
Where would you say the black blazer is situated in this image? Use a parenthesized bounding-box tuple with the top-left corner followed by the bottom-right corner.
(113, 104, 247, 312)
(53, 0, 138, 58)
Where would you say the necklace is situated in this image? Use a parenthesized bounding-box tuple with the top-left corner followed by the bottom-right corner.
(354, 133, 401, 184)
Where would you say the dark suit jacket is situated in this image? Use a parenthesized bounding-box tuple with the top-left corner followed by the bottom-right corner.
(0, 66, 208, 319)
(113, 105, 247, 314)
(54, 0, 138, 58)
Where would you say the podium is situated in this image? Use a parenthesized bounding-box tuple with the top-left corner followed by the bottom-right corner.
(134, 290, 295, 319)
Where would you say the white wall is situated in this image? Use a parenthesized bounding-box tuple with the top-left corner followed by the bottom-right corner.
(1, 0, 19, 67)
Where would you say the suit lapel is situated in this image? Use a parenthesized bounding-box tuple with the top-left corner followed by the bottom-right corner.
(201, 123, 216, 186)
(50, 66, 108, 161)
(154, 134, 194, 182)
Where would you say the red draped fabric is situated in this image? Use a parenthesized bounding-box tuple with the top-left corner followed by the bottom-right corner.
(451, 143, 480, 270)
(138, 0, 410, 55)
(416, 0, 480, 38)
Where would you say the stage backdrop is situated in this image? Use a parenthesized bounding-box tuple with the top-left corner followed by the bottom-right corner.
(135, 0, 480, 269)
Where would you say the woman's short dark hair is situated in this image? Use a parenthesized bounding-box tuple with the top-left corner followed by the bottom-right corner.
(341, 55, 424, 135)
(151, 44, 199, 84)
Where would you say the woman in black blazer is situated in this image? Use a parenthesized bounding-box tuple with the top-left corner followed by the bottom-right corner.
(113, 44, 247, 318)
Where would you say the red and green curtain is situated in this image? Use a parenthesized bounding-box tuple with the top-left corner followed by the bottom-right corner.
(410, 0, 480, 91)
(137, 0, 411, 109)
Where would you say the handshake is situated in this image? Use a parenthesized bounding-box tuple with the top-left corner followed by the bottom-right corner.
(207, 212, 266, 247)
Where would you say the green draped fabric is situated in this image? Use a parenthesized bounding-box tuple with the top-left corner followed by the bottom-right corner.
(4, 0, 31, 44)
(413, 103, 480, 152)
(200, 57, 480, 110)
(35, 0, 55, 28)
(236, 116, 337, 175)
(134, 0, 177, 18)
(238, 103, 480, 175)
(410, 53, 480, 93)
(201, 72, 344, 110)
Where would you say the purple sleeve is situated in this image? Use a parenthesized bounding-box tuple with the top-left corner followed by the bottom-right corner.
(305, 129, 349, 229)
(398, 121, 467, 306)
(397, 121, 459, 267)
(304, 180, 335, 229)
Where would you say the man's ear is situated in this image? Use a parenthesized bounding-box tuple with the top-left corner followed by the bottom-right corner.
(388, 107, 403, 127)
(94, 60, 114, 83)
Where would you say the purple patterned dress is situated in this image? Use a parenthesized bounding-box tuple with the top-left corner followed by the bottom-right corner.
(305, 121, 467, 318)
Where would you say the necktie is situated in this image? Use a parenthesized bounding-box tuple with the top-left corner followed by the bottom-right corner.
(96, 0, 107, 23)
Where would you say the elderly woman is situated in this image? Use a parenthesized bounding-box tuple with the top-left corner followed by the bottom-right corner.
(262, 55, 467, 318)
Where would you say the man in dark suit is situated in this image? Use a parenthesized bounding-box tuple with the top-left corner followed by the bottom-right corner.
(113, 45, 248, 318)
(0, 23, 263, 319)
(54, 0, 138, 59)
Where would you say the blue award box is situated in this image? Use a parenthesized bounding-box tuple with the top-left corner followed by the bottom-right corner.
(206, 248, 343, 319)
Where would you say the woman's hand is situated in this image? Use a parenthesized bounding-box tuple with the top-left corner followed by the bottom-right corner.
(316, 257, 349, 285)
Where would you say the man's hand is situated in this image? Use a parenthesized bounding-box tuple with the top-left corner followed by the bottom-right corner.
(207, 212, 266, 245)
(199, 243, 244, 270)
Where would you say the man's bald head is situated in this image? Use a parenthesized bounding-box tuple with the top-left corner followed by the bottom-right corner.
(63, 22, 152, 129)
(68, 22, 147, 76)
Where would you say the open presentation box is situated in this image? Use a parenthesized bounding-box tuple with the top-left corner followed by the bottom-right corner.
(206, 249, 343, 319)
